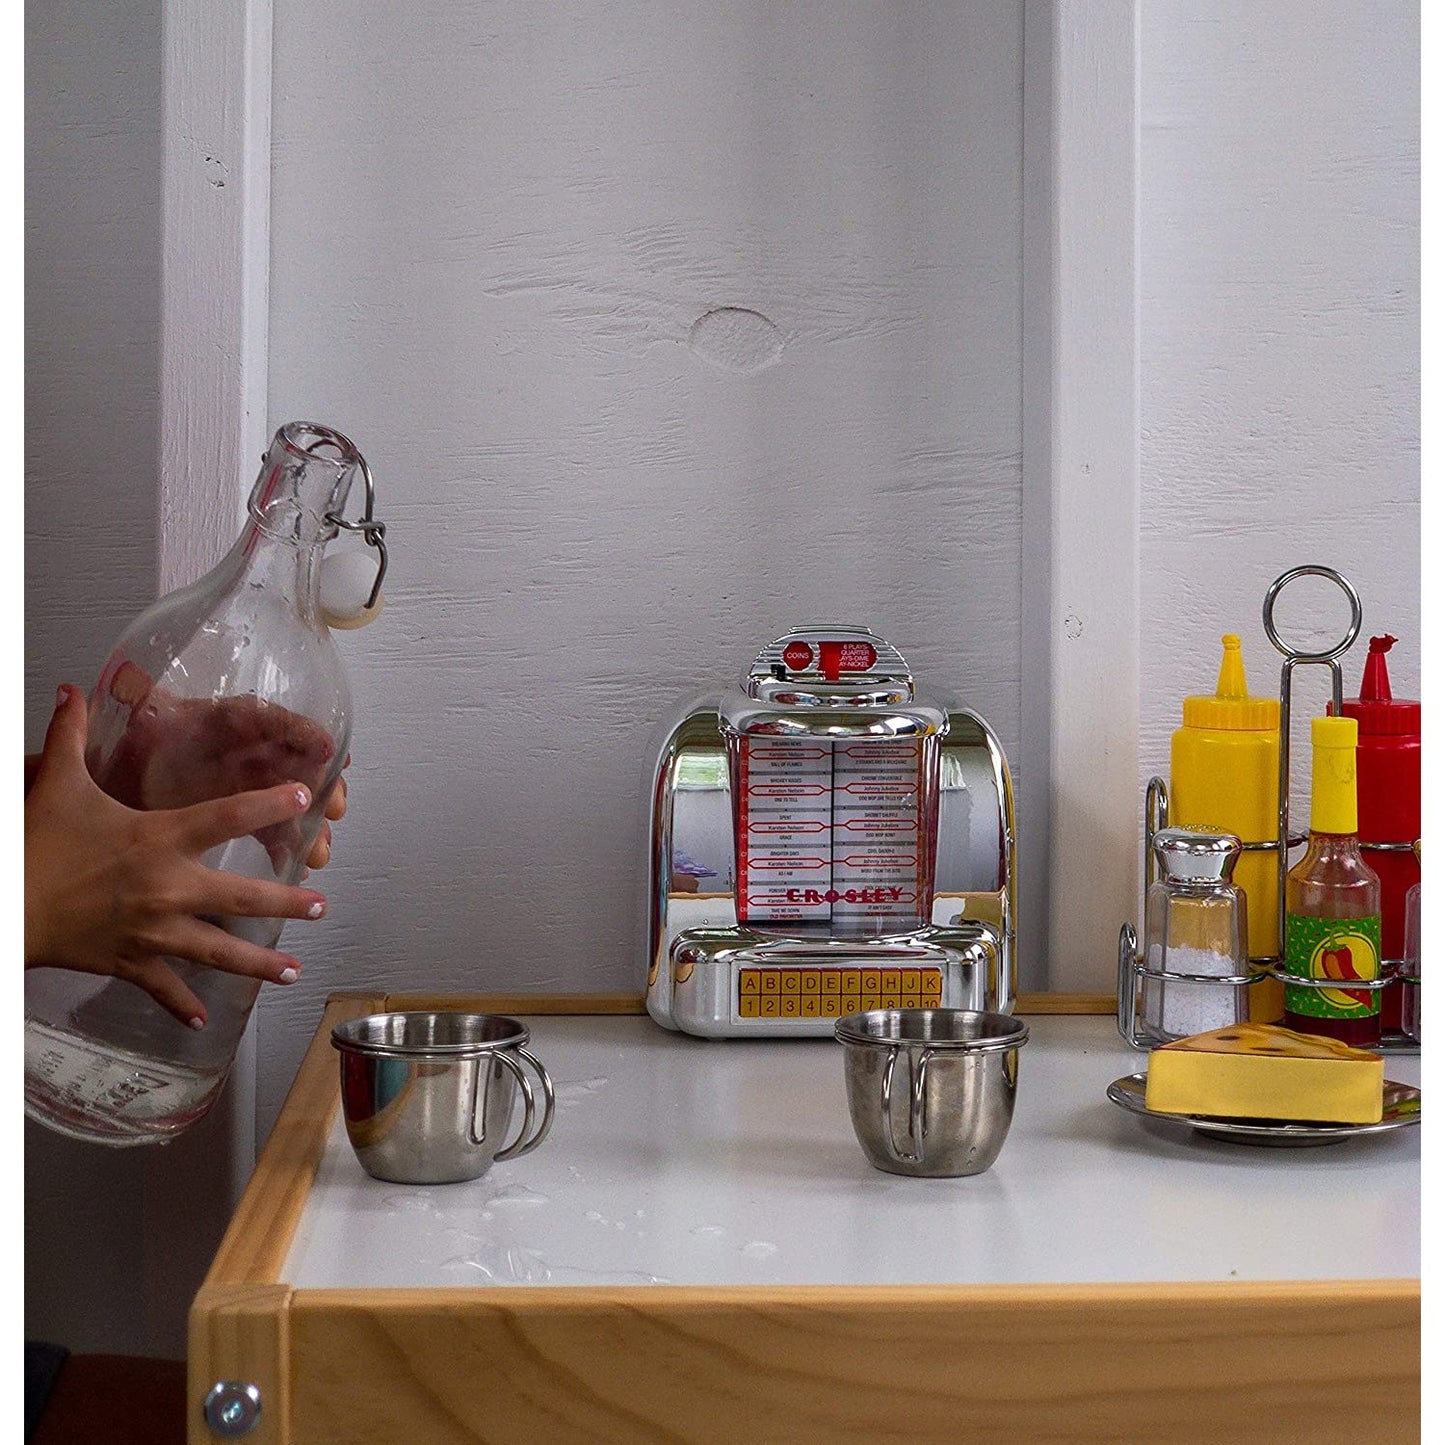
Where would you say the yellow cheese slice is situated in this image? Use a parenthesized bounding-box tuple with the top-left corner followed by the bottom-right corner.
(1144, 1023, 1384, 1124)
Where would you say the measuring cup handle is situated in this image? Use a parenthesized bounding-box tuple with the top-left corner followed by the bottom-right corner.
(879, 1046, 933, 1165)
(468, 1050, 531, 1151)
(493, 1046, 556, 1162)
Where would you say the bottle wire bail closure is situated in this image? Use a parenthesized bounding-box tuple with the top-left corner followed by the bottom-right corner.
(322, 451, 388, 611)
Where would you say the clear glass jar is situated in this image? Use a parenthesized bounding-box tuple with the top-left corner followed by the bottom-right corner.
(24, 422, 379, 1145)
(1140, 828, 1251, 1044)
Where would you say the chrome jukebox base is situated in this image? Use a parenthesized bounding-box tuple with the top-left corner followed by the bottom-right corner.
(653, 921, 999, 1040)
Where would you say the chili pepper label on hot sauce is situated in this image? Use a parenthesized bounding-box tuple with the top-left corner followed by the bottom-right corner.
(1283, 913, 1382, 1020)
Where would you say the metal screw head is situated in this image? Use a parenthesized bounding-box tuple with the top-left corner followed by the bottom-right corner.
(203, 1381, 262, 1437)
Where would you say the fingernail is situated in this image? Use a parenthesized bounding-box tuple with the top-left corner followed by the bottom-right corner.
(56, 685, 70, 709)
(306, 900, 325, 919)
(188, 1016, 206, 1031)
(294, 787, 311, 810)
(279, 967, 299, 984)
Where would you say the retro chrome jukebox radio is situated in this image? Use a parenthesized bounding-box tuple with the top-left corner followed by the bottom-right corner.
(646, 625, 1016, 1037)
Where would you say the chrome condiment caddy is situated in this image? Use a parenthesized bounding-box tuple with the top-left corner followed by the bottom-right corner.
(1119, 566, 1420, 1054)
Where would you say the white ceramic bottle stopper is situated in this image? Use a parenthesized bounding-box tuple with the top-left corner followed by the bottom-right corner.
(320, 537, 385, 629)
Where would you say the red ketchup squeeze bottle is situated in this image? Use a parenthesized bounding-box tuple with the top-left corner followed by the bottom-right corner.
(1336, 635, 1421, 1034)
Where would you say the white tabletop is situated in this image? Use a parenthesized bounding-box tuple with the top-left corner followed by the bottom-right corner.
(282, 1014, 1420, 1291)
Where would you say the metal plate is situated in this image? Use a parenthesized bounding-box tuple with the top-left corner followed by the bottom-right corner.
(1105, 1072, 1421, 1148)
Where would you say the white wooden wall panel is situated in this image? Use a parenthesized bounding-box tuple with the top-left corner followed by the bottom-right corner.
(159, 0, 272, 587)
(158, 0, 275, 1200)
(1138, 1, 1420, 815)
(1036, 0, 1140, 989)
(260, 0, 1030, 1131)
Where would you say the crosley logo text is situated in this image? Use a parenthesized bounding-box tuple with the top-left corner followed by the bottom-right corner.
(784, 886, 907, 905)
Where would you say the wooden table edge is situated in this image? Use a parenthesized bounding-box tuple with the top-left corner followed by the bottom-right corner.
(188, 992, 1419, 1443)
(216, 1277, 1419, 1444)
(287, 1267, 1421, 1323)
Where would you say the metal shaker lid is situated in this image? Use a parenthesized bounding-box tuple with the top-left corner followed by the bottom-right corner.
(1151, 827, 1242, 884)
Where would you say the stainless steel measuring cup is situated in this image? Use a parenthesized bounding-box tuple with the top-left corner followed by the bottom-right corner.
(835, 1009, 1029, 1177)
(331, 1012, 555, 1184)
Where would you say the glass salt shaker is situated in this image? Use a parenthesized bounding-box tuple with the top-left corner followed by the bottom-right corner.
(1140, 828, 1251, 1044)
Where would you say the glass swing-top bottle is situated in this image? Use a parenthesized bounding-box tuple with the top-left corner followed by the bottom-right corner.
(24, 421, 387, 1146)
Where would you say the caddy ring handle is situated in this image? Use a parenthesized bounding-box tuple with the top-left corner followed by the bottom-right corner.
(1261, 564, 1363, 663)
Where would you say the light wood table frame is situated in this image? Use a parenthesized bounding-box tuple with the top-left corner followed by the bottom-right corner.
(189, 993, 1420, 1443)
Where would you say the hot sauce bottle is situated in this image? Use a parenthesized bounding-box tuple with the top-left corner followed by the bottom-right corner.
(1283, 716, 1383, 1047)
(1336, 634, 1421, 1033)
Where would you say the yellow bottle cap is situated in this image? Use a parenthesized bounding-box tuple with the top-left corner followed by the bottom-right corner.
(1181, 635, 1280, 730)
(1310, 715, 1359, 835)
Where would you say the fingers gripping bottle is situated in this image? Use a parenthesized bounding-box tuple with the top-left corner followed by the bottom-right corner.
(1169, 635, 1282, 1021)
(24, 422, 387, 1145)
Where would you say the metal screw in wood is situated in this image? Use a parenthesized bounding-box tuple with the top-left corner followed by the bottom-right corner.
(203, 1381, 262, 1437)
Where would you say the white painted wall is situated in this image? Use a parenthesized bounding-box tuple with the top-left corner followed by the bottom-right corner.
(259, 0, 1031, 1131)
(24, 0, 1419, 1357)
(1138, 0, 1420, 814)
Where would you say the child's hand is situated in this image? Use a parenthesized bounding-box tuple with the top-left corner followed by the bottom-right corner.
(25, 685, 331, 1028)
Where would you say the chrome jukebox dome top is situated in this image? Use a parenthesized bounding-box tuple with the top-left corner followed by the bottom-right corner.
(722, 624, 948, 737)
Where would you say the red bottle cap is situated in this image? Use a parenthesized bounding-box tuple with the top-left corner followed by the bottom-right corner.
(1335, 635, 1421, 735)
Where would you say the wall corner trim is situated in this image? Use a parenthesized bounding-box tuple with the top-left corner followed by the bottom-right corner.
(159, 0, 273, 593)
(1026, 0, 1141, 989)
(158, 0, 275, 1184)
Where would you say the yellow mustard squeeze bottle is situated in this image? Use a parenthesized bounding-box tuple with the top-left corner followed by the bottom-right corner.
(1170, 635, 1281, 1021)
